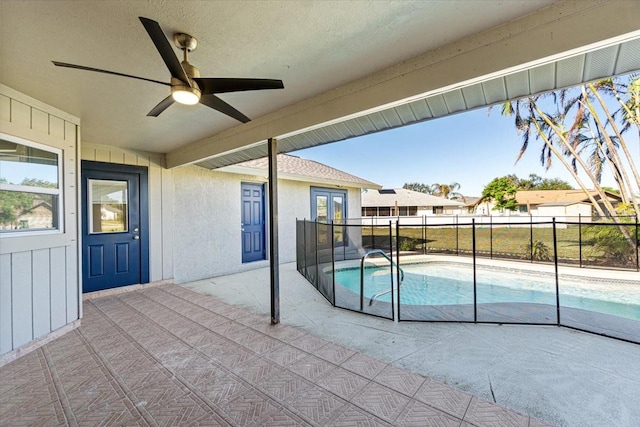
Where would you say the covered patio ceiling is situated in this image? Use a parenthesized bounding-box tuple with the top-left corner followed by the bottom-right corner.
(1, 1, 639, 169)
(197, 34, 640, 170)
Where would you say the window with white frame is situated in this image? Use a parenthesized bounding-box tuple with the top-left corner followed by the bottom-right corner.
(0, 133, 62, 233)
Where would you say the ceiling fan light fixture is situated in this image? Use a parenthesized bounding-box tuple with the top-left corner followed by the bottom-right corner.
(171, 84, 201, 105)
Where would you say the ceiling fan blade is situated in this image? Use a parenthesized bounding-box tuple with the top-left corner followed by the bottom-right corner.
(200, 95, 250, 123)
(147, 95, 175, 117)
(193, 78, 284, 95)
(52, 61, 169, 86)
(139, 17, 191, 86)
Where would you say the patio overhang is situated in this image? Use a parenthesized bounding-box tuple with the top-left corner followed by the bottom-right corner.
(169, 1, 640, 170)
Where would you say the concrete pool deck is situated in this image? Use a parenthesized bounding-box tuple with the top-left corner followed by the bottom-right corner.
(184, 261, 640, 426)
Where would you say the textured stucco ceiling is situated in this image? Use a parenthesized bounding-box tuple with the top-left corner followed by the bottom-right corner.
(0, 0, 557, 154)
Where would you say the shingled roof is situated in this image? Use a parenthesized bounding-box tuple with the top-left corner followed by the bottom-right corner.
(467, 189, 623, 207)
(218, 154, 380, 189)
(362, 188, 464, 207)
(515, 190, 623, 205)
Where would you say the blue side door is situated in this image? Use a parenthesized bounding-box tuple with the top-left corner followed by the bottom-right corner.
(81, 161, 149, 293)
(241, 182, 266, 263)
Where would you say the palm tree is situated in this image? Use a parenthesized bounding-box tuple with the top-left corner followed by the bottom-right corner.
(430, 182, 465, 201)
(499, 74, 640, 253)
(402, 182, 435, 194)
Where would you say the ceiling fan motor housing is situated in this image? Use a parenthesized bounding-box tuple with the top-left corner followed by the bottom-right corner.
(173, 33, 197, 52)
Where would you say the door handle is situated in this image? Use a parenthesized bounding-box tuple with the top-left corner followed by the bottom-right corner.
(133, 235, 140, 240)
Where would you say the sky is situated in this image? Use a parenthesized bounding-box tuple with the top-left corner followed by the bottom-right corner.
(293, 105, 640, 197)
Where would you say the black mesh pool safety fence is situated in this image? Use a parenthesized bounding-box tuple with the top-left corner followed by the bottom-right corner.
(296, 216, 640, 344)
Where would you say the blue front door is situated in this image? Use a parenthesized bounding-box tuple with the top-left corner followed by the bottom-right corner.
(241, 182, 266, 263)
(81, 161, 149, 293)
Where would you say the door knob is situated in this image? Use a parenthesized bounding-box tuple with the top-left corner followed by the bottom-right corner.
(133, 235, 140, 240)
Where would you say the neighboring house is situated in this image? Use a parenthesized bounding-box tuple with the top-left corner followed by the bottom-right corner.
(14, 201, 54, 230)
(463, 196, 481, 214)
(361, 188, 464, 217)
(101, 205, 123, 221)
(470, 190, 623, 217)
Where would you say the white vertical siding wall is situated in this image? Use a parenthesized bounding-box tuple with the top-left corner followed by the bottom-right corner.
(171, 165, 362, 283)
(0, 85, 80, 357)
(80, 143, 173, 282)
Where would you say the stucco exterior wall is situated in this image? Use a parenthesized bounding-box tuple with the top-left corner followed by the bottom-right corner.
(82, 145, 365, 286)
(534, 203, 592, 219)
(171, 165, 362, 283)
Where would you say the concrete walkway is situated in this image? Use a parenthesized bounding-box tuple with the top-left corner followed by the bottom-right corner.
(183, 262, 640, 427)
(2, 280, 544, 426)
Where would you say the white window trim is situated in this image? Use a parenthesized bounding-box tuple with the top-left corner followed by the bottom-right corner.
(0, 132, 64, 237)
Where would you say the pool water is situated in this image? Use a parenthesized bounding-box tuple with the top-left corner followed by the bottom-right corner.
(333, 263, 640, 321)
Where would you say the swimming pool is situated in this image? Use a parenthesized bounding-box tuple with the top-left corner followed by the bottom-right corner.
(333, 262, 640, 321)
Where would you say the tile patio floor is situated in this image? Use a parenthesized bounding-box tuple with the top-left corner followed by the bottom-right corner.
(0, 282, 546, 426)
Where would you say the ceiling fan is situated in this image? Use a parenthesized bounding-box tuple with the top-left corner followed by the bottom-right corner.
(52, 17, 284, 123)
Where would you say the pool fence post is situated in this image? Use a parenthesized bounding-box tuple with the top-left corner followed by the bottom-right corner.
(490, 215, 493, 259)
(315, 220, 319, 291)
(455, 214, 459, 255)
(331, 220, 336, 306)
(422, 215, 426, 255)
(389, 220, 393, 256)
(553, 217, 560, 326)
(395, 219, 400, 322)
(472, 219, 477, 323)
(529, 215, 534, 263)
(343, 220, 346, 260)
(302, 219, 307, 274)
(578, 214, 582, 268)
(636, 215, 639, 272)
(371, 218, 375, 249)
(360, 255, 365, 312)
(425, 215, 428, 255)
(389, 220, 394, 320)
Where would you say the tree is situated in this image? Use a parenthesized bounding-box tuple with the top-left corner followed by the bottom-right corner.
(498, 74, 639, 218)
(481, 176, 518, 211)
(497, 73, 640, 255)
(429, 182, 465, 201)
(402, 182, 434, 194)
(402, 182, 466, 200)
(0, 179, 34, 228)
(513, 173, 573, 190)
(0, 178, 54, 229)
